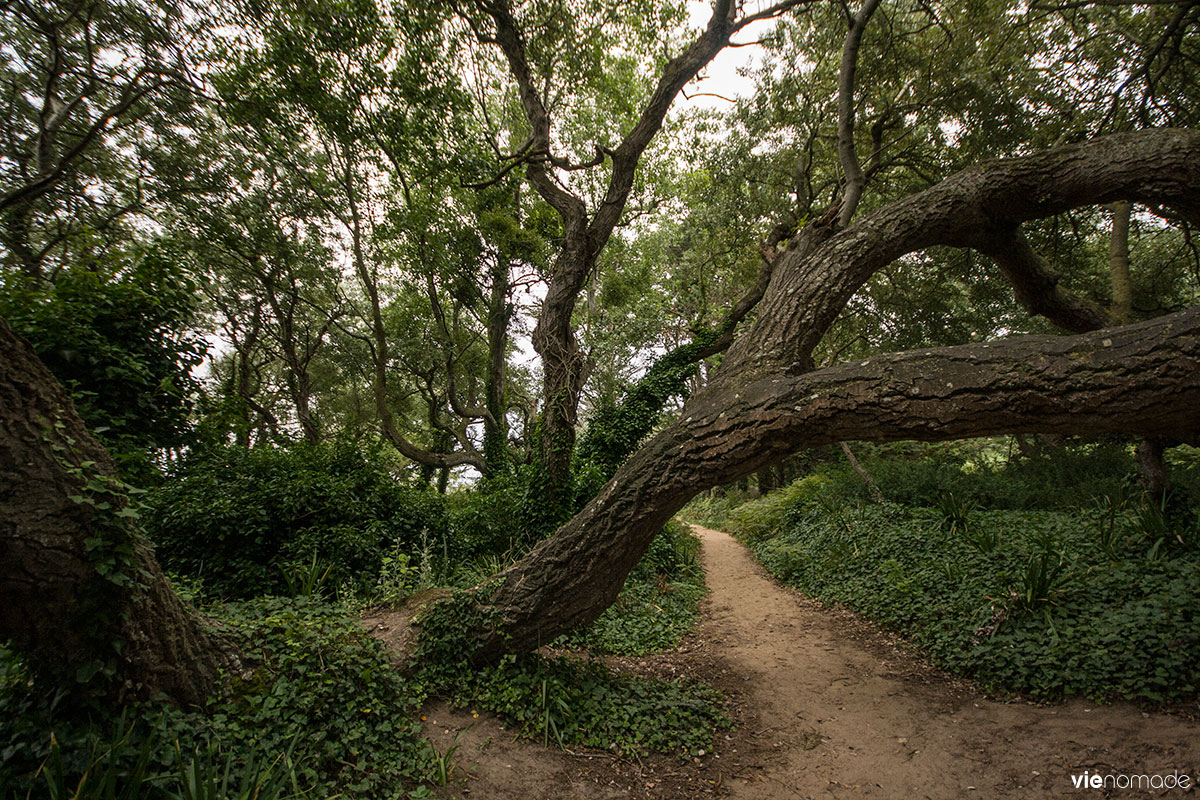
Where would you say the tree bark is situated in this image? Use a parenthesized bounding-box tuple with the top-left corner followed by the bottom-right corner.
(467, 309, 1200, 658)
(483, 257, 513, 474)
(449, 129, 1200, 661)
(0, 316, 234, 706)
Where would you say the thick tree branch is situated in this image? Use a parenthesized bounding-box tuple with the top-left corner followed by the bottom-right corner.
(472, 310, 1200, 657)
(974, 226, 1115, 333)
(728, 128, 1200, 374)
(474, 0, 586, 230)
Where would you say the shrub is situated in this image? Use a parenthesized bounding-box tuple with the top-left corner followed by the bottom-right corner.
(819, 439, 1179, 511)
(0, 255, 207, 482)
(465, 654, 728, 758)
(0, 598, 440, 798)
(144, 440, 447, 599)
(684, 476, 833, 542)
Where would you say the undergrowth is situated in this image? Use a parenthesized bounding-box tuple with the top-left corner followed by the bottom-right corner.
(686, 440, 1200, 703)
(1, 523, 726, 797)
(1, 597, 438, 799)
(555, 521, 705, 655)
(409, 522, 728, 756)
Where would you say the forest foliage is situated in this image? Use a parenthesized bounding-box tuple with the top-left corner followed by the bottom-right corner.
(2, 0, 1199, 794)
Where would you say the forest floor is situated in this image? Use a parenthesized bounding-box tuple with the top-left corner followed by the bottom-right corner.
(415, 525, 1200, 799)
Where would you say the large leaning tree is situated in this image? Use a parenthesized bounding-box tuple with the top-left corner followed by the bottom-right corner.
(456, 127, 1200, 660)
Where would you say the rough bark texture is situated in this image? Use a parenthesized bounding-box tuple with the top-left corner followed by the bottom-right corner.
(0, 316, 234, 706)
(460, 129, 1200, 661)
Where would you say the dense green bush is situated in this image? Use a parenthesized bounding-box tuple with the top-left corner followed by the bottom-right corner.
(751, 501, 1200, 702)
(686, 476, 834, 541)
(0, 255, 207, 482)
(145, 441, 447, 598)
(809, 439, 1196, 511)
(444, 470, 540, 561)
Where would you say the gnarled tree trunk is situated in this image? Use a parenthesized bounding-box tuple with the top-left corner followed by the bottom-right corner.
(0, 316, 235, 706)
(453, 129, 1200, 661)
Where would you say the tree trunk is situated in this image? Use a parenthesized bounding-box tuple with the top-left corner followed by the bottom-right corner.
(840, 442, 884, 503)
(481, 0, 808, 502)
(484, 257, 513, 475)
(1109, 199, 1134, 323)
(1136, 437, 1172, 498)
(446, 129, 1200, 662)
(531, 245, 593, 505)
(466, 309, 1200, 658)
(757, 465, 776, 495)
(0, 316, 235, 706)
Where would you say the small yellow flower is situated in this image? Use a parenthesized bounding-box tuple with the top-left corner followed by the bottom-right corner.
(420, 715, 427, 721)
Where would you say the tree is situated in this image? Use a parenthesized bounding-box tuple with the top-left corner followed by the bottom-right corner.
(0, 0, 201, 278)
(0, 0, 236, 705)
(461, 0, 810, 503)
(0, 315, 233, 705)
(458, 128, 1200, 660)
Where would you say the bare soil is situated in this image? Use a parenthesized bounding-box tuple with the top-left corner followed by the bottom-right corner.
(397, 525, 1200, 799)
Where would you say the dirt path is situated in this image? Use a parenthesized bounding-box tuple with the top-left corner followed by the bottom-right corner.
(417, 525, 1200, 798)
(692, 524, 1199, 798)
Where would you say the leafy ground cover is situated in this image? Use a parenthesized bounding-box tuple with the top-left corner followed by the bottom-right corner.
(0, 524, 724, 798)
(555, 521, 705, 656)
(686, 440, 1200, 703)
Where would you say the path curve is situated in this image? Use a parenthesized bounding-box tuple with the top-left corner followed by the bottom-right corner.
(693, 524, 1200, 798)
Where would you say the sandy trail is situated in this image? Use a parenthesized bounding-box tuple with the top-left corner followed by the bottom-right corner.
(415, 525, 1200, 798)
(691, 524, 1199, 799)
